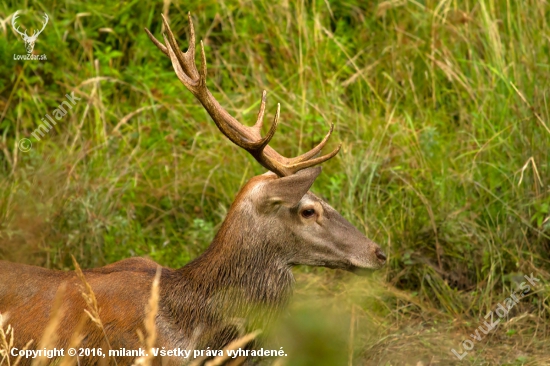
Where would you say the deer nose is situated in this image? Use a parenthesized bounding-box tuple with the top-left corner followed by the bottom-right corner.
(375, 247, 387, 262)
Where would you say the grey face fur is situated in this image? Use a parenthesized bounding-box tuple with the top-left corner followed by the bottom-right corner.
(248, 167, 387, 272)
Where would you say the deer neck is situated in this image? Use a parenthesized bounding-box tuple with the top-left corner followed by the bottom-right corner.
(161, 206, 294, 343)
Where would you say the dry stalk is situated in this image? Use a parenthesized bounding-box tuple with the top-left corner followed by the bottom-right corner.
(132, 266, 162, 366)
(71, 255, 116, 364)
(57, 314, 87, 366)
(71, 256, 102, 328)
(187, 330, 261, 366)
(31, 284, 66, 366)
(1, 312, 34, 366)
(0, 313, 14, 366)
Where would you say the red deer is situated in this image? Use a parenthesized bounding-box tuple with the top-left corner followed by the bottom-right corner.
(0, 13, 386, 366)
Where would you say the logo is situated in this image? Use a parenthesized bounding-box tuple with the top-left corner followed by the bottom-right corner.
(17, 91, 82, 152)
(12, 10, 48, 60)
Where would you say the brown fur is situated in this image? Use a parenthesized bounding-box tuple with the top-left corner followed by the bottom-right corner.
(0, 170, 385, 365)
(0, 175, 289, 365)
(2, 15, 386, 364)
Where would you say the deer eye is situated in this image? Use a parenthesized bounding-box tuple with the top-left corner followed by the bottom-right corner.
(301, 208, 316, 218)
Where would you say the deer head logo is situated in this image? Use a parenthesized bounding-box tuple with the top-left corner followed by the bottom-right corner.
(12, 11, 49, 54)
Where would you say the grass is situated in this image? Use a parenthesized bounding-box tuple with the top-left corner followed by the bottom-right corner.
(1, 0, 550, 364)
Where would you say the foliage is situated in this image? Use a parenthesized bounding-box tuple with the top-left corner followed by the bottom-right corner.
(1, 0, 549, 364)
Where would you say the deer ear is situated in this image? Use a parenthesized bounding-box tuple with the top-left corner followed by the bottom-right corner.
(261, 167, 322, 208)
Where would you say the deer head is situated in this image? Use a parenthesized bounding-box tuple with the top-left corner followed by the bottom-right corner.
(145, 14, 387, 274)
(0, 15, 388, 362)
(12, 11, 49, 54)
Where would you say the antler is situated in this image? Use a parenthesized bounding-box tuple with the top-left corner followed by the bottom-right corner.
(145, 14, 340, 177)
(11, 11, 28, 38)
(32, 13, 49, 37)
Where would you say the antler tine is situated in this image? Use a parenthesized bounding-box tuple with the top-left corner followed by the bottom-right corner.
(147, 14, 340, 177)
(144, 27, 169, 56)
(161, 14, 200, 81)
(253, 91, 268, 131)
(199, 40, 207, 85)
(283, 143, 342, 174)
(255, 102, 280, 151)
(162, 33, 196, 89)
(245, 91, 279, 150)
(289, 123, 335, 164)
(187, 13, 197, 70)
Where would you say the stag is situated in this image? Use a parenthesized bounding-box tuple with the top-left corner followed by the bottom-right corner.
(0, 14, 386, 366)
(11, 11, 49, 54)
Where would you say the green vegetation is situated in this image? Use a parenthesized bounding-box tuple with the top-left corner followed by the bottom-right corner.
(1, 0, 549, 364)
